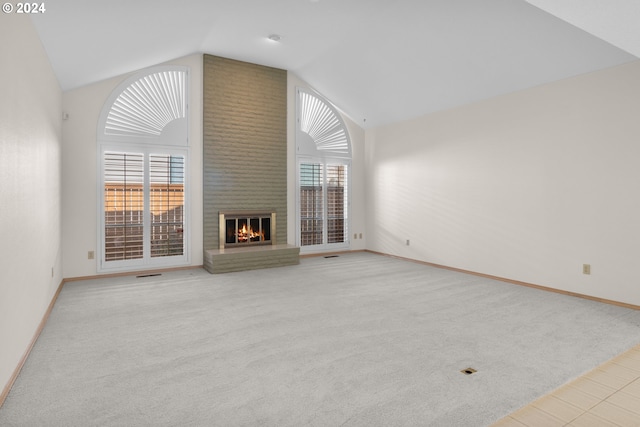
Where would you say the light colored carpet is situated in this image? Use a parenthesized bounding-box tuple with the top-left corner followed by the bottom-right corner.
(2, 252, 640, 426)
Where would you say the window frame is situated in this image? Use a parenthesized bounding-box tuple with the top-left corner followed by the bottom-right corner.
(96, 65, 190, 273)
(296, 157, 351, 253)
(295, 86, 352, 254)
(98, 144, 190, 273)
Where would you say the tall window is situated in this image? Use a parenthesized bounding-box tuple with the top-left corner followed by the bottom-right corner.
(98, 66, 189, 272)
(103, 152, 185, 262)
(296, 88, 351, 253)
(299, 163, 348, 247)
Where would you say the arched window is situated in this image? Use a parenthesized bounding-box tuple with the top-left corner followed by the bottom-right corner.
(97, 66, 190, 272)
(296, 87, 351, 252)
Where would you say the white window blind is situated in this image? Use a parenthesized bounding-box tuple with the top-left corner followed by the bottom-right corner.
(104, 70, 187, 138)
(299, 162, 348, 248)
(103, 152, 185, 264)
(150, 154, 184, 258)
(298, 90, 350, 155)
(327, 164, 347, 244)
(300, 163, 324, 246)
(104, 152, 145, 261)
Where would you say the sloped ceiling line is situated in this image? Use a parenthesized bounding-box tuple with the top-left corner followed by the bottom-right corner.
(31, 0, 639, 129)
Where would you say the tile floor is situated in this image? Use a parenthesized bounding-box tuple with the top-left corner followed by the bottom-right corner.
(492, 344, 640, 426)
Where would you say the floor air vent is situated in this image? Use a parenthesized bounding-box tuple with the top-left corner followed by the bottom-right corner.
(136, 273, 162, 278)
(324, 255, 340, 259)
(461, 368, 477, 375)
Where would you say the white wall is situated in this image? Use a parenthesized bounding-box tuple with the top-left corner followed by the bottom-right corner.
(287, 73, 366, 251)
(62, 54, 203, 278)
(0, 15, 62, 395)
(365, 60, 640, 306)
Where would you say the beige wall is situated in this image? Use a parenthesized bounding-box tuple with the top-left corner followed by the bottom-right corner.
(365, 60, 640, 306)
(0, 15, 63, 396)
(61, 54, 203, 278)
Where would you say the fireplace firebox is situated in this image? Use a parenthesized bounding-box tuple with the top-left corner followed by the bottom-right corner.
(219, 211, 276, 249)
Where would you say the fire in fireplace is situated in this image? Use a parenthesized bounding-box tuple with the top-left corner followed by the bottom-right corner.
(219, 211, 276, 248)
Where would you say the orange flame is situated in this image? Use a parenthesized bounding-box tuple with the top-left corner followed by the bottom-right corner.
(237, 224, 264, 242)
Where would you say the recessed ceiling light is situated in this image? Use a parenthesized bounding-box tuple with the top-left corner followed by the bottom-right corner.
(268, 34, 281, 42)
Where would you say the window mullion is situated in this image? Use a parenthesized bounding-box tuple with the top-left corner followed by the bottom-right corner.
(323, 163, 328, 246)
(143, 152, 151, 260)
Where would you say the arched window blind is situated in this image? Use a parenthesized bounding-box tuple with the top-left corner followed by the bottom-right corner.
(98, 66, 188, 145)
(104, 70, 186, 138)
(298, 89, 351, 156)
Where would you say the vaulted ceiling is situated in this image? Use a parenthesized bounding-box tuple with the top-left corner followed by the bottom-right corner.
(31, 0, 639, 129)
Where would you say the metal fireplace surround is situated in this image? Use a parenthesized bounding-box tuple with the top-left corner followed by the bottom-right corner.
(219, 211, 276, 249)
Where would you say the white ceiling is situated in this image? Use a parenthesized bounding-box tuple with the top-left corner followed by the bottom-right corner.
(31, 0, 639, 129)
(525, 0, 640, 58)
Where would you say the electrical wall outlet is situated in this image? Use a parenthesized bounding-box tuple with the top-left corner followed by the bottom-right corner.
(583, 264, 591, 275)
(359, 233, 363, 239)
(406, 239, 410, 246)
(88, 251, 95, 260)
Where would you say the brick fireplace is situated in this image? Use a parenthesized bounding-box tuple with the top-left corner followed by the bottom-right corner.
(202, 55, 299, 273)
